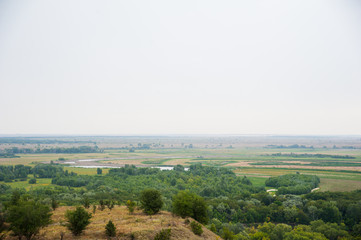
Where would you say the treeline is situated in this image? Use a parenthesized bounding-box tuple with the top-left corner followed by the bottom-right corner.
(207, 190, 361, 239)
(0, 137, 96, 144)
(225, 220, 351, 240)
(266, 174, 320, 195)
(0, 165, 31, 182)
(265, 144, 361, 150)
(266, 153, 355, 159)
(0, 153, 19, 158)
(0, 164, 76, 182)
(1, 146, 102, 154)
(265, 144, 314, 149)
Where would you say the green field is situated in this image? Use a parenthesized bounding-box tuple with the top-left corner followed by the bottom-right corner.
(6, 175, 52, 190)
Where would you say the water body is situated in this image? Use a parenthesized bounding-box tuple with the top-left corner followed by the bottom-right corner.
(73, 165, 189, 171)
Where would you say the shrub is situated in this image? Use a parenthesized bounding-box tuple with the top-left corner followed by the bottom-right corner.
(191, 221, 203, 236)
(140, 189, 163, 215)
(105, 220, 116, 237)
(99, 200, 105, 211)
(82, 197, 90, 209)
(126, 200, 136, 214)
(93, 205, 96, 214)
(65, 206, 92, 236)
(28, 178, 36, 184)
(51, 198, 58, 210)
(154, 228, 171, 240)
(105, 200, 114, 210)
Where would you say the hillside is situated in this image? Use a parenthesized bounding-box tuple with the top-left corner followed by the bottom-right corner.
(5, 206, 220, 240)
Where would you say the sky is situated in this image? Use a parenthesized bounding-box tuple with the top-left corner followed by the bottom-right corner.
(0, 0, 361, 135)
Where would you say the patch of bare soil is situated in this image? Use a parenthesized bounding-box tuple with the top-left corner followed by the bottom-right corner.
(282, 161, 313, 164)
(225, 161, 252, 167)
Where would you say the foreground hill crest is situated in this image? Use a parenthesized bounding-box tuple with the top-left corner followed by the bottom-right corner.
(7, 206, 220, 240)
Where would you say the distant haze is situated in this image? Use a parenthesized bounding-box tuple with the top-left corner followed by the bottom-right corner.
(1, 0, 361, 135)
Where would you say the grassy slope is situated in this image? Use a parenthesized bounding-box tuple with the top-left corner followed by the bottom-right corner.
(3, 206, 220, 240)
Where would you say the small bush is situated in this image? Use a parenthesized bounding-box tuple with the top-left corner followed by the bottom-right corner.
(126, 200, 136, 214)
(92, 205, 96, 214)
(105, 200, 114, 210)
(28, 178, 37, 184)
(65, 207, 92, 236)
(99, 200, 105, 211)
(130, 232, 135, 240)
(51, 198, 58, 210)
(154, 229, 171, 240)
(82, 197, 90, 209)
(105, 220, 116, 237)
(190, 221, 203, 236)
(210, 223, 217, 233)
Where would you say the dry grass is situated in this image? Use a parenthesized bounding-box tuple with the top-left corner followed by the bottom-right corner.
(4, 206, 220, 240)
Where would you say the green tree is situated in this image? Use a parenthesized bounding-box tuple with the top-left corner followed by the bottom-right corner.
(140, 189, 163, 215)
(28, 178, 36, 184)
(250, 231, 270, 240)
(310, 220, 349, 240)
(352, 223, 361, 236)
(10, 190, 21, 206)
(105, 220, 116, 237)
(0, 205, 7, 240)
(222, 227, 235, 240)
(172, 190, 208, 224)
(284, 225, 327, 240)
(97, 168, 102, 175)
(7, 200, 52, 240)
(65, 206, 92, 236)
(270, 224, 292, 240)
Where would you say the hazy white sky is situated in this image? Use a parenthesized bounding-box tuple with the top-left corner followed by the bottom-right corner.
(1, 0, 361, 135)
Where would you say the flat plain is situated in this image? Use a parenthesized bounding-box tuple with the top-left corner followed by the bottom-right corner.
(1, 135, 361, 192)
